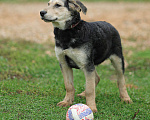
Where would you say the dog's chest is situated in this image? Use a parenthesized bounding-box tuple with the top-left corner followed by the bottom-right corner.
(54, 28, 90, 69)
(55, 38, 78, 49)
(55, 46, 87, 69)
(54, 27, 84, 49)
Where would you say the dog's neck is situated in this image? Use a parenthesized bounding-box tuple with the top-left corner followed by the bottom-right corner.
(70, 21, 81, 29)
(52, 11, 81, 30)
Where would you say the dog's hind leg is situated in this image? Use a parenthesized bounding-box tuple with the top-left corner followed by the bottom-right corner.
(77, 70, 100, 97)
(110, 54, 132, 103)
(95, 70, 100, 87)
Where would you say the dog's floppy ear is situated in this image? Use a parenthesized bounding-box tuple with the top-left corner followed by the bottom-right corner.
(76, 0, 87, 15)
(68, 0, 87, 15)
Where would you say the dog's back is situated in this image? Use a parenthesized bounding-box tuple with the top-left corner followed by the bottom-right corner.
(88, 21, 123, 65)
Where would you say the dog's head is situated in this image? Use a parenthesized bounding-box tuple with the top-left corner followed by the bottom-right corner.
(40, 0, 87, 29)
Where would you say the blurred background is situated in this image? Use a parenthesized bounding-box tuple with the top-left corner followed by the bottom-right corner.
(0, 0, 150, 49)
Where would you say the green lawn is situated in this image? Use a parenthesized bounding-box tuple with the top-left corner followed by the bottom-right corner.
(0, 39, 150, 119)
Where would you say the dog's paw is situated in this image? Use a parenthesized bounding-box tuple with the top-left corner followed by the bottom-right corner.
(121, 97, 133, 104)
(57, 101, 72, 107)
(77, 91, 86, 98)
(89, 106, 98, 113)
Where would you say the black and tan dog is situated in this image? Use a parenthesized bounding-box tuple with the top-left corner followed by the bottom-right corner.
(40, 0, 132, 112)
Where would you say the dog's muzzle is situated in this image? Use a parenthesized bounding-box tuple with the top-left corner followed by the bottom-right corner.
(40, 10, 57, 22)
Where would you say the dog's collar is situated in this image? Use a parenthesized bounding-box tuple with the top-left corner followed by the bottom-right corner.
(70, 21, 81, 29)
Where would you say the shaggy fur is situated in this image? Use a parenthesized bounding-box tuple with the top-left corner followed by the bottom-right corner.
(54, 20, 125, 72)
(40, 0, 132, 112)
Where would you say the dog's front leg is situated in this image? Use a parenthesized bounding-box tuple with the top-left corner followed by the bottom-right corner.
(57, 63, 75, 107)
(55, 47, 75, 107)
(77, 70, 100, 97)
(83, 68, 97, 113)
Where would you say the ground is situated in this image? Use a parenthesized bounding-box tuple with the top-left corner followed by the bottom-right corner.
(0, 2, 150, 50)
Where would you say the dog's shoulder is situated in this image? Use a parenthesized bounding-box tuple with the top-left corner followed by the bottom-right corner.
(54, 20, 92, 49)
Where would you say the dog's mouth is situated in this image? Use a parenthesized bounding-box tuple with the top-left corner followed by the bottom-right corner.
(41, 17, 57, 22)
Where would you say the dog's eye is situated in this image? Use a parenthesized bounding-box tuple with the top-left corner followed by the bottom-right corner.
(55, 4, 61, 8)
(48, 3, 50, 6)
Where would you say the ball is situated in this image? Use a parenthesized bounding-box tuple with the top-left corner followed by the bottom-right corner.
(66, 103, 94, 120)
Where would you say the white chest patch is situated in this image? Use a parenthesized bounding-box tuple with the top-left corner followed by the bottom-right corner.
(55, 47, 87, 69)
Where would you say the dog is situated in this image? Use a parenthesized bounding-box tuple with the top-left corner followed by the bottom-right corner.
(40, 0, 132, 112)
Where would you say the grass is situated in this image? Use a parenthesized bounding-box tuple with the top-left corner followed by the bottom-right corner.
(0, 38, 150, 119)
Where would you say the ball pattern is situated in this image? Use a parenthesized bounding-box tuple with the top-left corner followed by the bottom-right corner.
(66, 104, 94, 120)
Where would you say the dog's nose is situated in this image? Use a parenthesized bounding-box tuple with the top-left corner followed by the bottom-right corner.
(40, 11, 47, 17)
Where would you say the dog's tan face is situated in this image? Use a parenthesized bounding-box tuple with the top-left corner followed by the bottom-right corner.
(40, 0, 87, 29)
(40, 0, 72, 23)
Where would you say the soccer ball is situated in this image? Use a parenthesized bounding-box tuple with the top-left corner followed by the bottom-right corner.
(66, 103, 94, 120)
